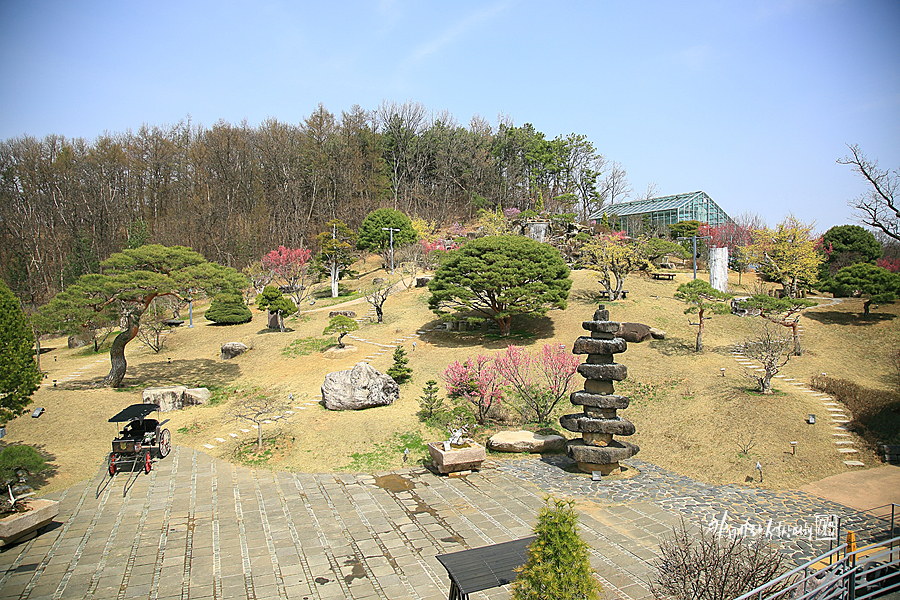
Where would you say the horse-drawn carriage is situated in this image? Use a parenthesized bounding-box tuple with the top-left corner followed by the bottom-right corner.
(107, 404, 171, 475)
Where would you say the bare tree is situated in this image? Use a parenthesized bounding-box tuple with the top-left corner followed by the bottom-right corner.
(650, 519, 793, 600)
(365, 282, 396, 324)
(739, 323, 794, 394)
(601, 161, 632, 206)
(839, 144, 899, 242)
(231, 393, 292, 451)
(634, 181, 660, 202)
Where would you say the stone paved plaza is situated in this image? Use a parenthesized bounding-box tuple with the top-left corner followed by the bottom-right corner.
(0, 447, 892, 600)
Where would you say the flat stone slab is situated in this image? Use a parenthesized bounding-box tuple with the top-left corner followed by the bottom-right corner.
(577, 363, 628, 381)
(843, 460, 865, 467)
(566, 439, 639, 464)
(572, 336, 627, 356)
(569, 392, 630, 409)
(581, 321, 620, 334)
(487, 431, 566, 453)
(560, 414, 636, 436)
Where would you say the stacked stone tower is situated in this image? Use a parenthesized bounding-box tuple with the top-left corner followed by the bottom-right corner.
(561, 304, 639, 475)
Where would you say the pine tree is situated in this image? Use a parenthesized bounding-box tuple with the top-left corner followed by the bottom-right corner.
(205, 292, 253, 324)
(418, 380, 442, 417)
(0, 279, 43, 425)
(387, 346, 413, 384)
(511, 497, 602, 600)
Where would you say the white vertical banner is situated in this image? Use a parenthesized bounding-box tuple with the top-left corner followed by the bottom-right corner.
(709, 246, 728, 292)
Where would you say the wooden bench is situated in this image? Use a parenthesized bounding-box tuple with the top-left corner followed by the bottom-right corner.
(651, 272, 677, 280)
(597, 289, 628, 299)
(436, 536, 535, 599)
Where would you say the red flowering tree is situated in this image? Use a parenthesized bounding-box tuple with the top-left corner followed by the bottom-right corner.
(442, 355, 502, 425)
(494, 344, 581, 424)
(262, 246, 314, 306)
(878, 257, 900, 273)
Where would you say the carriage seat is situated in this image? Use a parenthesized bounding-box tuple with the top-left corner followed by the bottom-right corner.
(119, 419, 158, 439)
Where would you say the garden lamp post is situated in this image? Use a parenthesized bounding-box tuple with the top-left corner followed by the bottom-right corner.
(382, 227, 400, 274)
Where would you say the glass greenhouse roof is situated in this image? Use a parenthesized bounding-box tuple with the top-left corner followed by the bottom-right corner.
(594, 191, 710, 217)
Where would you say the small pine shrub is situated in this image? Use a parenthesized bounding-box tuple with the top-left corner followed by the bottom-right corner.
(511, 497, 602, 600)
(418, 380, 443, 418)
(205, 292, 252, 324)
(387, 346, 413, 384)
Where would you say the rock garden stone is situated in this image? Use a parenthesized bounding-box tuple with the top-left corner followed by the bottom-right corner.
(615, 322, 652, 342)
(142, 386, 209, 412)
(220, 342, 248, 359)
(649, 327, 667, 340)
(321, 362, 399, 410)
(487, 430, 566, 453)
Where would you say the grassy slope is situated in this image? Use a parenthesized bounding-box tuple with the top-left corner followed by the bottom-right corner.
(6, 258, 898, 495)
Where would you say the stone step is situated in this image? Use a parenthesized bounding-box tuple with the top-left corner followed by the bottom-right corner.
(838, 448, 859, 454)
(844, 460, 865, 467)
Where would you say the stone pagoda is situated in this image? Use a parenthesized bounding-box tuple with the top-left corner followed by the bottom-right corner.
(561, 304, 639, 475)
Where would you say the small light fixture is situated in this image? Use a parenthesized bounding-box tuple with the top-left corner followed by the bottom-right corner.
(808, 414, 816, 424)
(720, 368, 726, 377)
(167, 357, 171, 364)
(53, 380, 57, 387)
(790, 441, 797, 455)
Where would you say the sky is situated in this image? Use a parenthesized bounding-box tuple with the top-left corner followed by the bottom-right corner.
(1, 0, 898, 234)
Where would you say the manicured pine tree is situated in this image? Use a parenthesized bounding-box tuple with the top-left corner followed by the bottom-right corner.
(512, 497, 602, 600)
(387, 345, 413, 384)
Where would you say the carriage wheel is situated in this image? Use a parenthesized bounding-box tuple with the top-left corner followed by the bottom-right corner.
(108, 453, 116, 476)
(158, 429, 171, 458)
(144, 450, 152, 474)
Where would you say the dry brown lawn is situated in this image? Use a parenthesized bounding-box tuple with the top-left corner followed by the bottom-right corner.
(6, 256, 898, 496)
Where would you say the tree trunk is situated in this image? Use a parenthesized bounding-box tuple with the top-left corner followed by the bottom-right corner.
(256, 422, 263, 451)
(790, 321, 801, 356)
(103, 323, 139, 387)
(330, 263, 339, 298)
(338, 332, 346, 348)
(695, 310, 705, 352)
(375, 304, 384, 323)
(498, 316, 512, 336)
(864, 299, 871, 316)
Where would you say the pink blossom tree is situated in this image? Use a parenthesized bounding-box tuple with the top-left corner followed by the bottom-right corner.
(442, 355, 502, 425)
(494, 344, 580, 424)
(262, 246, 314, 306)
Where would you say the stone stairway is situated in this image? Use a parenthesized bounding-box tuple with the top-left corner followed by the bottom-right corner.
(730, 346, 864, 468)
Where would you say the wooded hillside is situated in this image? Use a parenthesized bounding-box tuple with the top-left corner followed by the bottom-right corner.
(0, 101, 617, 306)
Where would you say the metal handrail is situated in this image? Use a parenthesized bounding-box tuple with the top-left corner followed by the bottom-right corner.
(734, 535, 900, 600)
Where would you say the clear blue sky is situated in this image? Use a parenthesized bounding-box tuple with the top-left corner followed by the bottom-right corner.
(2, 0, 898, 233)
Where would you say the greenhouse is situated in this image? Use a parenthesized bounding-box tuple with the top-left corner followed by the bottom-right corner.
(591, 191, 732, 236)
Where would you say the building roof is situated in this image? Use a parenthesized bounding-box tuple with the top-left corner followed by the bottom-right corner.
(594, 191, 710, 218)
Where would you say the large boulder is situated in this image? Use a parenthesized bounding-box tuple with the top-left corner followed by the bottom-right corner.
(487, 430, 566, 453)
(220, 342, 248, 359)
(143, 386, 210, 412)
(321, 362, 399, 410)
(184, 388, 212, 406)
(616, 322, 652, 343)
